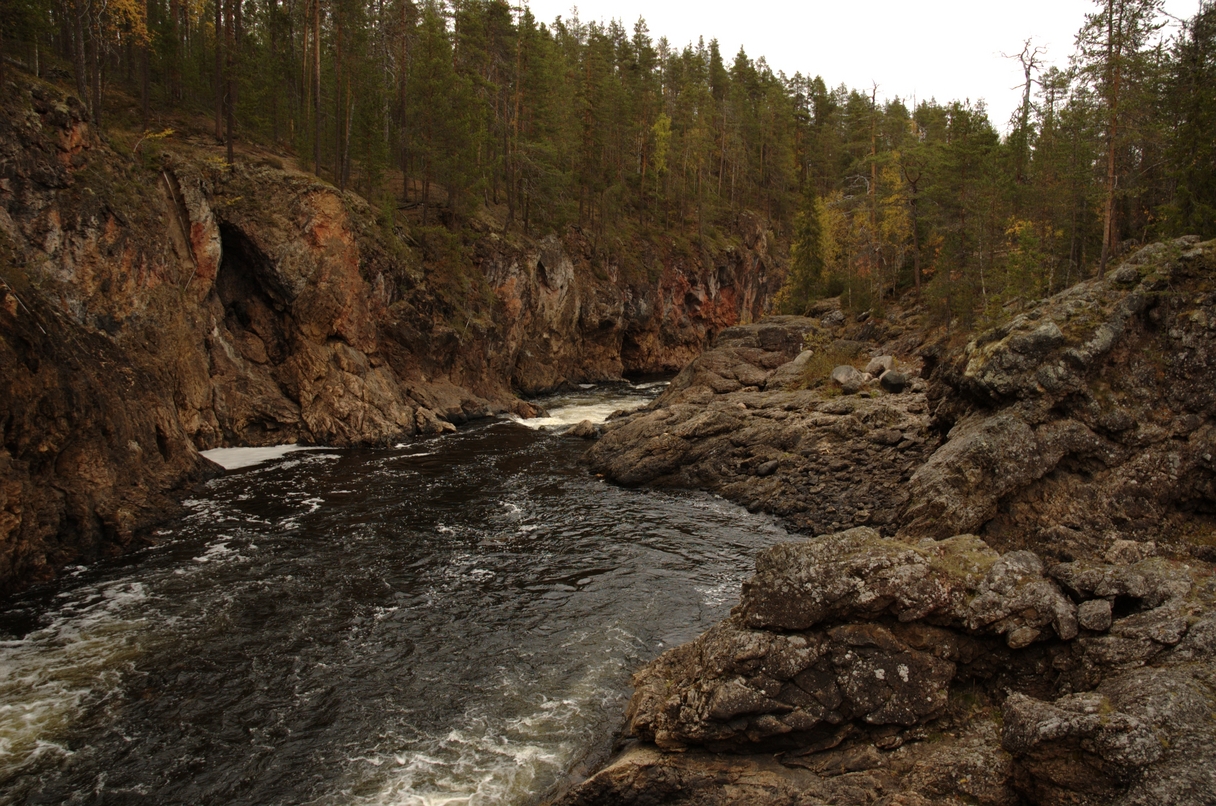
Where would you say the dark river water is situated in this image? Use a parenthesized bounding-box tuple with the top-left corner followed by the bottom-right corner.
(0, 385, 791, 805)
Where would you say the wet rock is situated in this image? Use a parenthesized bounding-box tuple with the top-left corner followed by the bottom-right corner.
(415, 407, 457, 435)
(566, 419, 600, 439)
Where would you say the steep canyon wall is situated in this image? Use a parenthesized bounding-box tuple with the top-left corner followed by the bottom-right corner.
(0, 76, 780, 594)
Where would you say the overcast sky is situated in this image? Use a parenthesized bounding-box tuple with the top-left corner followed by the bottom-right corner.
(522, 0, 1200, 132)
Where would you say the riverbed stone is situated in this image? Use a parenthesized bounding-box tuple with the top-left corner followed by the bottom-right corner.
(567, 419, 600, 439)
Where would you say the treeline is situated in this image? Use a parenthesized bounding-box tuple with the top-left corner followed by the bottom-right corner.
(781, 0, 1216, 325)
(1, 0, 1214, 326)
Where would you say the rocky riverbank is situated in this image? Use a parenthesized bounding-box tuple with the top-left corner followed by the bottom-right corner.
(0, 75, 780, 594)
(586, 312, 936, 536)
(560, 237, 1216, 805)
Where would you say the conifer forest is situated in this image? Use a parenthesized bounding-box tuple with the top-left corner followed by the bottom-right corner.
(3, 0, 1214, 329)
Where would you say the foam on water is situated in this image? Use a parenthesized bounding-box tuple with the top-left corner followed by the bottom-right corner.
(0, 583, 151, 780)
(508, 384, 660, 431)
(347, 656, 631, 806)
(201, 444, 326, 470)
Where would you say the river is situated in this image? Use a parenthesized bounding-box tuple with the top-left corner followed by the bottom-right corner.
(0, 383, 791, 805)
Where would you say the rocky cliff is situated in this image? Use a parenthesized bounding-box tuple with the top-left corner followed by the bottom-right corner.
(0, 75, 780, 594)
(561, 237, 1216, 805)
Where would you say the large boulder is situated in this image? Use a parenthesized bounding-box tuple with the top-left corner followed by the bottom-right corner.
(830, 364, 866, 393)
(624, 529, 1094, 754)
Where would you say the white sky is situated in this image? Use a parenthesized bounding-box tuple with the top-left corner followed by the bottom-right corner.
(522, 0, 1200, 133)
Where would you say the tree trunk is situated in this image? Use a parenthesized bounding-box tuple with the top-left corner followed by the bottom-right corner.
(1099, 0, 1123, 276)
(214, 0, 223, 139)
(0, 11, 8, 88)
(333, 12, 342, 187)
(141, 0, 152, 130)
(225, 0, 235, 164)
(302, 0, 311, 158)
(910, 184, 922, 298)
(87, 18, 101, 128)
(72, 0, 89, 116)
(169, 0, 180, 100)
(422, 165, 430, 226)
(313, 0, 321, 177)
(343, 90, 353, 189)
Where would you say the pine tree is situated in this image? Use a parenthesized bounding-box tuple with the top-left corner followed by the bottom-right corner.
(1076, 0, 1165, 272)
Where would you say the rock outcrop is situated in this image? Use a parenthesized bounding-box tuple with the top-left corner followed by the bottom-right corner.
(0, 75, 778, 593)
(586, 315, 936, 535)
(904, 237, 1216, 562)
(560, 237, 1216, 806)
(557, 529, 1216, 806)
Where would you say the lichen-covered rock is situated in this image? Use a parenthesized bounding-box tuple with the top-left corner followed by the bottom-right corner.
(866, 355, 896, 376)
(879, 369, 908, 393)
(831, 364, 867, 393)
(563, 238, 1216, 806)
(903, 238, 1216, 558)
(1002, 664, 1216, 805)
(1077, 599, 1113, 631)
(739, 529, 1078, 646)
(627, 614, 957, 752)
(647, 316, 819, 404)
(586, 325, 937, 535)
(622, 529, 1098, 755)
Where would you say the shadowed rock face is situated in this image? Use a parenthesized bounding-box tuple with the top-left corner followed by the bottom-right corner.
(557, 238, 1216, 806)
(0, 77, 778, 593)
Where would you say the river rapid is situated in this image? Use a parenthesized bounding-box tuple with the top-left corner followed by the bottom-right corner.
(0, 384, 791, 805)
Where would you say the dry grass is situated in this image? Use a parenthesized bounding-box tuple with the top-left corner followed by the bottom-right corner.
(796, 341, 868, 390)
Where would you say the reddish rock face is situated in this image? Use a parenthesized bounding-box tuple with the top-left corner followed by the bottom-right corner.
(484, 226, 777, 395)
(0, 77, 780, 594)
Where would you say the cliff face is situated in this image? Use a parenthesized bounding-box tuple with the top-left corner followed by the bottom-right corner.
(0, 76, 778, 594)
